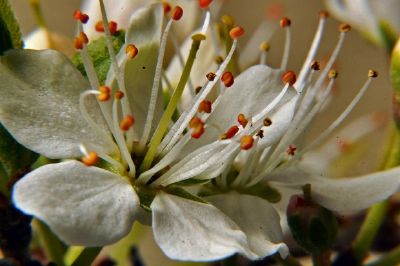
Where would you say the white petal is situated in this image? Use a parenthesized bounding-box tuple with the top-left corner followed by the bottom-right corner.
(151, 192, 255, 261)
(107, 4, 164, 137)
(208, 192, 289, 259)
(270, 166, 400, 212)
(0, 49, 116, 159)
(13, 161, 139, 246)
(182, 65, 296, 154)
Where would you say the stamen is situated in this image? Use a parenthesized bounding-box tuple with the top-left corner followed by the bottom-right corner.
(163, 2, 172, 14)
(259, 41, 270, 65)
(94, 20, 118, 35)
(263, 118, 272, 126)
(206, 72, 217, 81)
(82, 151, 99, 166)
(286, 145, 297, 156)
(297, 11, 328, 91)
(238, 113, 248, 128)
(281, 70, 297, 86)
(221, 71, 234, 87)
(125, 44, 139, 59)
(301, 69, 377, 155)
(198, 100, 212, 113)
(189, 117, 205, 139)
(199, 0, 213, 9)
(280, 17, 291, 70)
(74, 10, 89, 24)
(220, 125, 239, 140)
(74, 32, 89, 50)
(112, 97, 136, 177)
(120, 115, 135, 131)
(98, 0, 135, 148)
(139, 11, 177, 149)
(98, 85, 111, 101)
(229, 26, 245, 39)
(172, 6, 183, 20)
(240, 135, 254, 150)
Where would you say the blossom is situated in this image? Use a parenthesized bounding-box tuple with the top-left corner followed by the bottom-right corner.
(0, 1, 284, 262)
(325, 0, 400, 47)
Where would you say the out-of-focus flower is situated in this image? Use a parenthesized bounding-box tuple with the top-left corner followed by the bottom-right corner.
(325, 0, 400, 48)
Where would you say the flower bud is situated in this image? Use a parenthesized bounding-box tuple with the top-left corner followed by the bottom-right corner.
(287, 194, 338, 254)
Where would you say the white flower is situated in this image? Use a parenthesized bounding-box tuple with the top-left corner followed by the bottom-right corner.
(0, 1, 284, 262)
(325, 0, 400, 47)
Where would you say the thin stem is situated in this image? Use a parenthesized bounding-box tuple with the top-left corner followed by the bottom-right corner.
(366, 245, 400, 266)
(33, 219, 66, 266)
(352, 127, 400, 264)
(140, 38, 203, 172)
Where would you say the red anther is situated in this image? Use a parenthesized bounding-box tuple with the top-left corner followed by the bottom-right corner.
(199, 0, 212, 9)
(221, 71, 234, 87)
(82, 151, 99, 166)
(120, 115, 135, 131)
(189, 117, 205, 139)
(280, 17, 291, 28)
(287, 145, 297, 156)
(126, 44, 139, 59)
(109, 21, 118, 35)
(74, 10, 89, 24)
(198, 100, 212, 113)
(240, 135, 254, 150)
(95, 21, 118, 35)
(172, 6, 183, 20)
(237, 113, 248, 128)
(221, 125, 239, 139)
(74, 32, 89, 50)
(115, 90, 124, 100)
(95, 21, 104, 32)
(229, 26, 245, 39)
(281, 70, 297, 86)
(163, 2, 172, 14)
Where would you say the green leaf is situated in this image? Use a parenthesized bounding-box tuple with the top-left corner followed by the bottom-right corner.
(390, 38, 400, 128)
(71, 31, 125, 84)
(0, 0, 38, 196)
(0, 0, 22, 53)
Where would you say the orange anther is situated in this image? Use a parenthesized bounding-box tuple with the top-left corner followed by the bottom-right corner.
(221, 125, 239, 139)
(126, 44, 139, 59)
(339, 23, 351, 33)
(189, 117, 205, 139)
(163, 2, 172, 14)
(240, 135, 254, 150)
(99, 86, 111, 94)
(74, 10, 89, 24)
(199, 0, 212, 9)
(120, 115, 135, 131)
(172, 6, 183, 20)
(98, 93, 110, 102)
(229, 26, 245, 39)
(115, 90, 124, 100)
(287, 145, 297, 156)
(95, 21, 118, 35)
(281, 70, 296, 86)
(221, 71, 234, 87)
(328, 69, 338, 79)
(198, 100, 212, 113)
(82, 151, 99, 166)
(237, 113, 248, 128)
(74, 32, 89, 50)
(280, 17, 291, 27)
